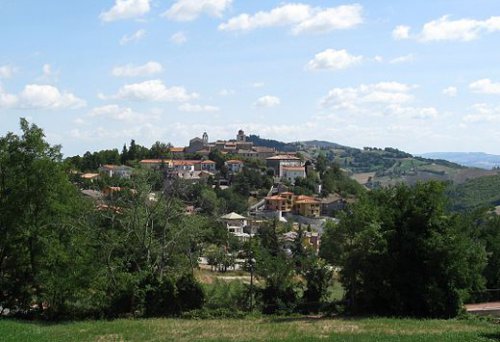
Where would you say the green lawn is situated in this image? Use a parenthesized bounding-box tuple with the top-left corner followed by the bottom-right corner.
(1, 317, 499, 341)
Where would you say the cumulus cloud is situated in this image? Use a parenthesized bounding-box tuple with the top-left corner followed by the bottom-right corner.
(106, 79, 198, 102)
(170, 31, 187, 44)
(164, 0, 232, 21)
(321, 82, 415, 110)
(469, 79, 500, 94)
(112, 61, 163, 77)
(178, 103, 220, 112)
(396, 15, 500, 42)
(120, 29, 146, 45)
(100, 0, 150, 22)
(306, 49, 362, 71)
(442, 86, 458, 97)
(219, 3, 362, 34)
(0, 84, 85, 109)
(463, 103, 500, 123)
(0, 86, 18, 107)
(389, 54, 414, 64)
(255, 95, 280, 107)
(392, 25, 410, 40)
(0, 65, 15, 79)
(19, 84, 86, 109)
(87, 104, 157, 123)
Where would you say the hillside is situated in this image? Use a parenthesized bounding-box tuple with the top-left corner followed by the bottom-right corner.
(254, 135, 500, 188)
(447, 173, 500, 211)
(420, 152, 500, 170)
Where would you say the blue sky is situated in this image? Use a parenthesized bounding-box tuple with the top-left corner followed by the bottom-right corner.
(1, 0, 500, 156)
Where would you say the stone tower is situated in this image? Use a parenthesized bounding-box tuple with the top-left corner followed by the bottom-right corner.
(237, 129, 245, 142)
(202, 132, 208, 146)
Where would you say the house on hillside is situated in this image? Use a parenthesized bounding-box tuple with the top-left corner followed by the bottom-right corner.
(225, 159, 244, 173)
(98, 164, 133, 179)
(220, 212, 250, 240)
(266, 155, 303, 183)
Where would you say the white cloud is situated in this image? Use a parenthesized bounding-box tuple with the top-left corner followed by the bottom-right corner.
(0, 86, 18, 107)
(321, 82, 415, 109)
(42, 64, 52, 77)
(251, 82, 264, 88)
(108, 79, 198, 102)
(469, 79, 500, 94)
(87, 104, 157, 123)
(219, 3, 362, 34)
(164, 0, 232, 21)
(306, 49, 362, 71)
(120, 29, 146, 45)
(112, 61, 163, 77)
(0, 65, 15, 79)
(389, 54, 414, 64)
(255, 95, 280, 107)
(399, 15, 500, 42)
(19, 84, 86, 109)
(100, 0, 150, 22)
(170, 31, 187, 44)
(1, 84, 85, 110)
(178, 103, 220, 112)
(374, 55, 383, 63)
(463, 103, 500, 123)
(218, 88, 235, 96)
(442, 86, 458, 97)
(392, 25, 410, 40)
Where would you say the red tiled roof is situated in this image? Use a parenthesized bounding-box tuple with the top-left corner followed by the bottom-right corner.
(170, 147, 185, 152)
(226, 159, 243, 164)
(265, 195, 286, 201)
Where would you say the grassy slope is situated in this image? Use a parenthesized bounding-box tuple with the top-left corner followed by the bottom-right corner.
(448, 174, 500, 211)
(1, 317, 499, 342)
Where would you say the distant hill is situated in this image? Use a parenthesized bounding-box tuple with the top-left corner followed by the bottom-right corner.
(447, 173, 500, 211)
(419, 152, 500, 170)
(248, 135, 499, 191)
(246, 135, 297, 152)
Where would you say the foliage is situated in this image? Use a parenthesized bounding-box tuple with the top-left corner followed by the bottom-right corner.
(320, 181, 487, 318)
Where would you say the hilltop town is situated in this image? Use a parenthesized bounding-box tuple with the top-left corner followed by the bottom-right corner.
(75, 129, 362, 253)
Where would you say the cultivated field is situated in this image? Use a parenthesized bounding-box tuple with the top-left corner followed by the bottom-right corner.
(1, 316, 499, 342)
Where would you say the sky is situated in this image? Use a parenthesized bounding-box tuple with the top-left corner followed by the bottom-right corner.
(1, 0, 500, 156)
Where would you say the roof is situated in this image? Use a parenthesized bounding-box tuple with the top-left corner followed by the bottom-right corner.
(226, 159, 243, 164)
(140, 159, 168, 164)
(221, 212, 246, 220)
(170, 147, 185, 152)
(201, 160, 216, 164)
(266, 155, 301, 160)
(282, 166, 305, 171)
(295, 198, 321, 204)
(265, 195, 286, 201)
(280, 191, 294, 195)
(81, 173, 99, 179)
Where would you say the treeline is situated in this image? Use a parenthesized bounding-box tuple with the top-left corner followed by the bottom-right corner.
(66, 140, 173, 172)
(320, 181, 500, 317)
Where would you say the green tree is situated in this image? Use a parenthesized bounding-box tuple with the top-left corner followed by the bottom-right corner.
(321, 181, 486, 318)
(0, 118, 95, 318)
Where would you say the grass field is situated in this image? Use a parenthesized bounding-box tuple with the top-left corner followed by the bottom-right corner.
(1, 316, 499, 341)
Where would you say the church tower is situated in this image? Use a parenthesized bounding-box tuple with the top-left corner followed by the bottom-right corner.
(202, 132, 208, 146)
(236, 129, 245, 142)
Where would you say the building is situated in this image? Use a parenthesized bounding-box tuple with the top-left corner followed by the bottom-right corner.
(320, 193, 347, 217)
(294, 195, 321, 218)
(266, 155, 302, 178)
(225, 159, 244, 173)
(281, 166, 306, 183)
(98, 164, 133, 179)
(264, 192, 321, 218)
(139, 159, 172, 169)
(220, 212, 250, 240)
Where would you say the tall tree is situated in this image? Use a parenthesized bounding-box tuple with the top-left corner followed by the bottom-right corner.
(321, 181, 486, 318)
